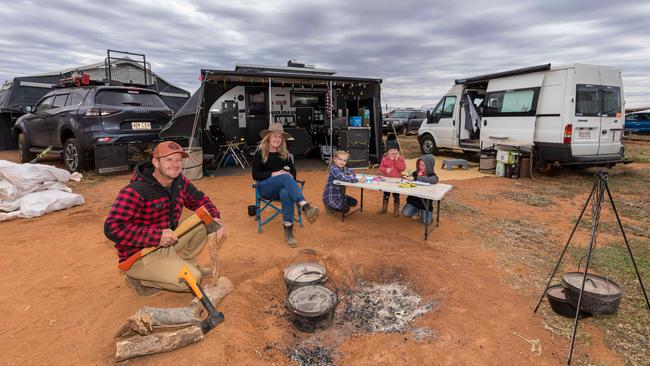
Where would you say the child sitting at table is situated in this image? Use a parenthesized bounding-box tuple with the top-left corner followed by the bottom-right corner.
(322, 150, 366, 213)
(378, 139, 406, 216)
(402, 154, 439, 224)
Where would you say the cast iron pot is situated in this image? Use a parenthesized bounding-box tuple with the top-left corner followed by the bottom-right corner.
(546, 284, 591, 318)
(561, 272, 622, 315)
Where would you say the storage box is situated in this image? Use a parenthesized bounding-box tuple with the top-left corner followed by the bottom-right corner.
(496, 150, 518, 164)
(495, 161, 506, 177)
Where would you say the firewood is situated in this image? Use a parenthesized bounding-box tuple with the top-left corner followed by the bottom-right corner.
(114, 325, 204, 362)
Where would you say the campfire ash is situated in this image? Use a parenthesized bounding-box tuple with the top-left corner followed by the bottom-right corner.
(286, 346, 336, 366)
(341, 281, 436, 333)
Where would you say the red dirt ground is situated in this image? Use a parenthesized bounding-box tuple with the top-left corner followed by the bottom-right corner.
(0, 150, 625, 365)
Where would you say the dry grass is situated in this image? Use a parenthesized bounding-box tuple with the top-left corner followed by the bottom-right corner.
(501, 191, 555, 207)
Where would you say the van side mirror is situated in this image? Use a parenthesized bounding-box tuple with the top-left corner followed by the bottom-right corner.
(21, 105, 33, 113)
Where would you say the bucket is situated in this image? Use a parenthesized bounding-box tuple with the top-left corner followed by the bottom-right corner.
(182, 147, 203, 180)
(287, 284, 338, 332)
(479, 153, 496, 174)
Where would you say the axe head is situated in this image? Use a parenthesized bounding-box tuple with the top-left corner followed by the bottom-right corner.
(196, 206, 215, 226)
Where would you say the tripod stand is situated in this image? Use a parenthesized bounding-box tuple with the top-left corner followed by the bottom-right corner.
(533, 170, 649, 365)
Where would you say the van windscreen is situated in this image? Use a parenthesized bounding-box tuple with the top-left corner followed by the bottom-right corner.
(96, 90, 166, 107)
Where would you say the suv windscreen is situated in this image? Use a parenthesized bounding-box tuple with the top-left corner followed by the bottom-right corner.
(390, 111, 411, 119)
(95, 90, 166, 107)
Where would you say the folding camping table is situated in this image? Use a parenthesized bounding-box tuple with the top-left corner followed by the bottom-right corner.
(334, 177, 453, 240)
(216, 141, 249, 170)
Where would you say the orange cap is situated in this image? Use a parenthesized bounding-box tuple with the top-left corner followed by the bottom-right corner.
(152, 141, 189, 159)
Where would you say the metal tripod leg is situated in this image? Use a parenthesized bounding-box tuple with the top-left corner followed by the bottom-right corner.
(606, 184, 650, 310)
(533, 180, 598, 313)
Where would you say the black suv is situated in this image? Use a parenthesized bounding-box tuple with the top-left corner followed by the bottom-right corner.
(382, 109, 426, 135)
(13, 85, 173, 172)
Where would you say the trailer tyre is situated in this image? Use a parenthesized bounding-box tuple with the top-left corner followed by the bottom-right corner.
(420, 135, 438, 154)
(63, 137, 90, 172)
(18, 133, 36, 163)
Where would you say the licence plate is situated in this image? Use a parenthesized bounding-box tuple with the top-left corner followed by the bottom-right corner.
(577, 130, 591, 139)
(131, 122, 151, 130)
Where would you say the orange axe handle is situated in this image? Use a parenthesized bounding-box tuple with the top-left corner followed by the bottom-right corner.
(117, 206, 214, 272)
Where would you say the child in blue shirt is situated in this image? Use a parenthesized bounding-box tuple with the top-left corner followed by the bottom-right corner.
(322, 151, 366, 213)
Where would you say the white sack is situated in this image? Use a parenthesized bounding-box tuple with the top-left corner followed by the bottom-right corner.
(0, 190, 84, 222)
(0, 160, 73, 200)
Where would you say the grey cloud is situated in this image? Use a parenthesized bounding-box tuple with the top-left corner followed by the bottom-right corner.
(0, 0, 649, 108)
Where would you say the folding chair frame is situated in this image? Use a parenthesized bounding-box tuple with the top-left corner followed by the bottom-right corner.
(253, 180, 305, 233)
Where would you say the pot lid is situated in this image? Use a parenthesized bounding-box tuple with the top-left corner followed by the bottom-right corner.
(562, 272, 622, 296)
(284, 262, 326, 283)
(546, 284, 567, 301)
(287, 285, 337, 317)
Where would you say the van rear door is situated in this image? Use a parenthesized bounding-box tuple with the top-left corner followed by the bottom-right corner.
(572, 65, 601, 156)
(481, 72, 544, 145)
(597, 67, 623, 155)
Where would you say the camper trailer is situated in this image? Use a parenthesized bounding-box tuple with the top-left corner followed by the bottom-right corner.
(417, 63, 629, 167)
(161, 62, 383, 167)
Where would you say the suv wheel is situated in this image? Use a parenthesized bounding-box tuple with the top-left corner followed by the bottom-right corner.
(18, 133, 36, 163)
(63, 137, 89, 172)
(420, 135, 438, 154)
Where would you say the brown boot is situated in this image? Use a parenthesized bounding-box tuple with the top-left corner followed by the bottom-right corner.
(379, 200, 388, 214)
(394, 204, 400, 217)
(301, 203, 320, 224)
(284, 225, 298, 247)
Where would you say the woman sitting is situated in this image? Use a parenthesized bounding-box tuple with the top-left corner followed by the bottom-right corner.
(252, 123, 319, 247)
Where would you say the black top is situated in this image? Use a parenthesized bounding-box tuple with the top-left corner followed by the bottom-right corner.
(251, 150, 297, 181)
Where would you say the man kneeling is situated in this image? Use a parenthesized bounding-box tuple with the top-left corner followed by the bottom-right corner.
(105, 141, 224, 297)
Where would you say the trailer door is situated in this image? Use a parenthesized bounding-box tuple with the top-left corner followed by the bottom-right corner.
(481, 72, 544, 145)
(597, 66, 623, 155)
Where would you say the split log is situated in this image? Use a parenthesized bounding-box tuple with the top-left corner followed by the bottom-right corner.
(114, 325, 204, 362)
(115, 276, 233, 338)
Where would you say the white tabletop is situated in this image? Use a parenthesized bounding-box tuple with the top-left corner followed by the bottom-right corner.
(334, 177, 453, 201)
(483, 139, 534, 148)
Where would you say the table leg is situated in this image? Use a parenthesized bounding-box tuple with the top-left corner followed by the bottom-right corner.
(424, 199, 430, 240)
(360, 188, 364, 212)
(436, 200, 440, 227)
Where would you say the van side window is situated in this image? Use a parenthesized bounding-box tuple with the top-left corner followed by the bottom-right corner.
(484, 87, 540, 117)
(575, 84, 599, 116)
(68, 90, 87, 106)
(442, 96, 456, 118)
(600, 86, 621, 117)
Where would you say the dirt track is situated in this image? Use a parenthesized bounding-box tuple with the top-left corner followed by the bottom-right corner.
(0, 151, 626, 365)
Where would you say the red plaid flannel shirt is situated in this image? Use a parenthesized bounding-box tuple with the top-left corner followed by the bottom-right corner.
(104, 162, 220, 262)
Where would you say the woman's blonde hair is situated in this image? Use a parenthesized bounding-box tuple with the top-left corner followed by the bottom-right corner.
(257, 132, 289, 163)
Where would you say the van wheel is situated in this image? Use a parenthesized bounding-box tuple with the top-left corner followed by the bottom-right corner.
(420, 135, 438, 154)
(63, 138, 89, 172)
(18, 133, 36, 163)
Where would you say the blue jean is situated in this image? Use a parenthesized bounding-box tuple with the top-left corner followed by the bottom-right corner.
(401, 203, 419, 217)
(257, 174, 305, 224)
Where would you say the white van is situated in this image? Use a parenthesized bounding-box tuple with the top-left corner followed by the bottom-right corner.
(417, 63, 629, 167)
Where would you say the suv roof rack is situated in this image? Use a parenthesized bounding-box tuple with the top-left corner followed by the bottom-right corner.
(104, 49, 151, 87)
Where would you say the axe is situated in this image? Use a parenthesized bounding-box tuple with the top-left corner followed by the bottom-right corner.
(178, 266, 225, 333)
(117, 206, 217, 272)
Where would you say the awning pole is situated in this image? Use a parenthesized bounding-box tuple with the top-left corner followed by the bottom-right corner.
(268, 78, 272, 126)
(329, 80, 333, 162)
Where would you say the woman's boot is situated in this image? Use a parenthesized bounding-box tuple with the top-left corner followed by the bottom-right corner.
(284, 224, 298, 247)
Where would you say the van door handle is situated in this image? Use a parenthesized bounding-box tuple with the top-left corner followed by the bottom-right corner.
(452, 120, 455, 126)
(602, 130, 607, 135)
(483, 120, 487, 126)
(577, 119, 588, 122)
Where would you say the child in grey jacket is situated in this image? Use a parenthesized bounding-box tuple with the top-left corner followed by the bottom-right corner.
(401, 154, 439, 224)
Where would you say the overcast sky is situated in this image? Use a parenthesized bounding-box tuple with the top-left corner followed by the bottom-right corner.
(1, 0, 649, 109)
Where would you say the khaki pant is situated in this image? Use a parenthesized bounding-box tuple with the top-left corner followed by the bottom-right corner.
(126, 223, 208, 292)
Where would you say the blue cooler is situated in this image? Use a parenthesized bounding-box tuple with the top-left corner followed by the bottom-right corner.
(349, 116, 362, 127)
